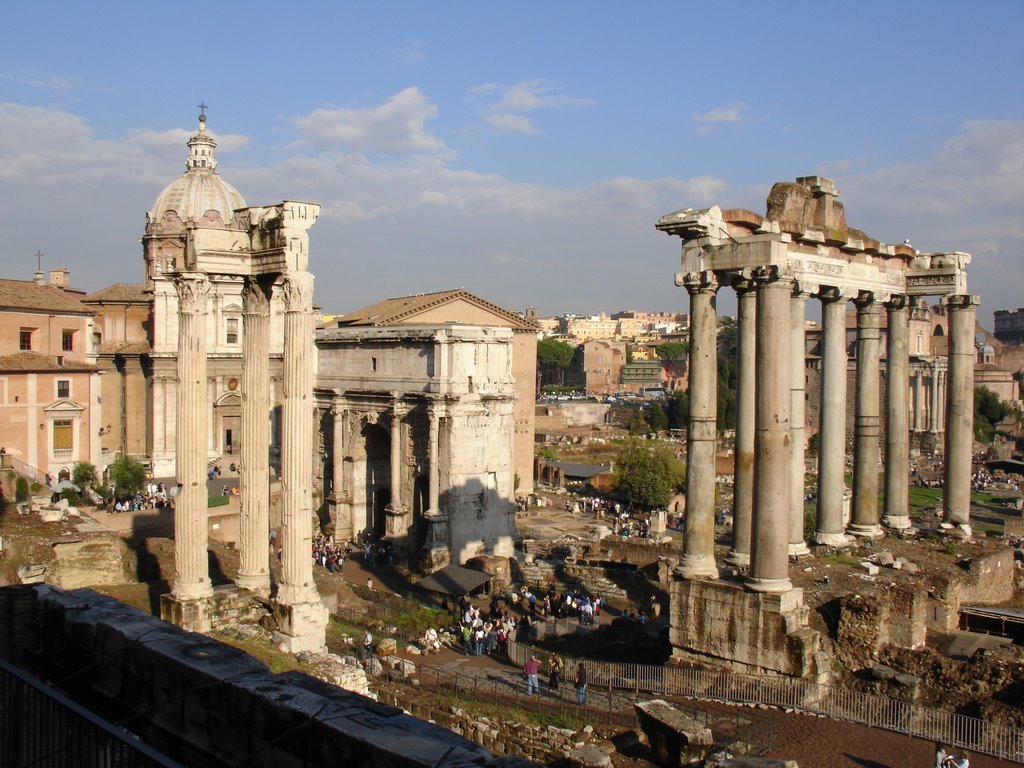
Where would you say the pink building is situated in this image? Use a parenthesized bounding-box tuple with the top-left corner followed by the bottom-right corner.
(0, 272, 101, 483)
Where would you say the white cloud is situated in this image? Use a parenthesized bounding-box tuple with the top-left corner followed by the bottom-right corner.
(691, 100, 749, 135)
(833, 119, 1024, 323)
(484, 113, 540, 135)
(291, 87, 448, 155)
(467, 79, 595, 135)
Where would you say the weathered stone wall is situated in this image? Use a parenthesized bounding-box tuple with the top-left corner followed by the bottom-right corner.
(838, 586, 928, 664)
(668, 578, 827, 680)
(930, 547, 1019, 632)
(0, 585, 535, 768)
(516, 555, 650, 605)
(583, 535, 677, 569)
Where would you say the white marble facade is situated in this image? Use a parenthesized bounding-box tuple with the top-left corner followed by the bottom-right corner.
(315, 324, 518, 570)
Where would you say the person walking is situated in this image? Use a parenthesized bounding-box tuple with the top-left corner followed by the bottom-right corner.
(524, 655, 541, 696)
(575, 662, 587, 705)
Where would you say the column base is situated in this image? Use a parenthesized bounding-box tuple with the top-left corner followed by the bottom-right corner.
(160, 593, 212, 633)
(847, 523, 884, 540)
(272, 598, 328, 654)
(674, 554, 719, 580)
(745, 575, 794, 594)
(421, 546, 452, 573)
(234, 573, 272, 598)
(940, 521, 972, 539)
(788, 541, 811, 558)
(813, 531, 853, 548)
(882, 515, 912, 530)
(724, 550, 750, 568)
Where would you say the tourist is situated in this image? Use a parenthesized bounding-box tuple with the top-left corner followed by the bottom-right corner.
(548, 655, 562, 691)
(361, 630, 373, 660)
(366, 577, 373, 591)
(575, 662, 587, 705)
(422, 627, 440, 654)
(524, 655, 541, 696)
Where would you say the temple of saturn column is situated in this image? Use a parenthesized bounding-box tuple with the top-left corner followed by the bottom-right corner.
(658, 176, 975, 678)
(160, 201, 329, 653)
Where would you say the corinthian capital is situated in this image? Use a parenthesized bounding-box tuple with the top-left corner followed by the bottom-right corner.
(175, 272, 210, 314)
(280, 272, 314, 312)
(242, 276, 273, 315)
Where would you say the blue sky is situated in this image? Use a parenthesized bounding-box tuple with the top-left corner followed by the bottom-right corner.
(2, 1, 1022, 325)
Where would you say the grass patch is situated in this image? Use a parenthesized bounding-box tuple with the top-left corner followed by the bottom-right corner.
(907, 487, 944, 510)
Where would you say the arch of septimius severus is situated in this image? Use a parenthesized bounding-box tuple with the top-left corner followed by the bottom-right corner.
(658, 176, 975, 678)
(160, 199, 328, 653)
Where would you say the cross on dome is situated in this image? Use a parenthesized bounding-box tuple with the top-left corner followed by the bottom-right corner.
(186, 103, 218, 172)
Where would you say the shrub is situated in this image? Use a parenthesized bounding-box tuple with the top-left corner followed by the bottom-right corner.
(15, 477, 28, 502)
(208, 496, 229, 508)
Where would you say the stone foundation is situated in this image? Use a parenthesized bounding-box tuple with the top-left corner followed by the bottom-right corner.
(161, 584, 272, 635)
(273, 597, 329, 654)
(668, 578, 828, 681)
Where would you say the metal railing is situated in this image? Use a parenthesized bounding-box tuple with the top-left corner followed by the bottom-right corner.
(2, 455, 48, 487)
(0, 658, 181, 768)
(507, 638, 1024, 763)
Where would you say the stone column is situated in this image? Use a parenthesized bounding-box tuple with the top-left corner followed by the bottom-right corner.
(938, 371, 946, 432)
(748, 271, 793, 593)
(726, 280, 755, 568)
(815, 290, 850, 546)
(277, 271, 319, 606)
(428, 405, 441, 513)
(789, 287, 811, 557)
(929, 368, 939, 432)
(236, 276, 273, 595)
(883, 297, 912, 530)
(330, 404, 352, 541)
(172, 273, 213, 602)
(849, 296, 883, 539)
(678, 271, 719, 580)
(385, 398, 406, 539)
(944, 295, 978, 535)
(423, 404, 450, 569)
(913, 371, 923, 432)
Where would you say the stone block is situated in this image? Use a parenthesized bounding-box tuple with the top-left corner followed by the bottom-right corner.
(377, 637, 398, 655)
(860, 561, 879, 576)
(636, 699, 713, 768)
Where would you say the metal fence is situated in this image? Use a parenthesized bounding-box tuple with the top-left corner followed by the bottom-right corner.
(0, 658, 181, 768)
(508, 638, 1024, 763)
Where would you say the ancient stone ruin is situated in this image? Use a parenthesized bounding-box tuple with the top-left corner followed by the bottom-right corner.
(657, 176, 976, 678)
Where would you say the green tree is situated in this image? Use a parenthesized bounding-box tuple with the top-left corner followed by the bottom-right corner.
(974, 386, 1012, 442)
(613, 437, 684, 509)
(108, 454, 147, 498)
(716, 316, 739, 431)
(647, 402, 668, 432)
(537, 339, 576, 387)
(654, 342, 688, 363)
(667, 390, 688, 430)
(72, 461, 99, 492)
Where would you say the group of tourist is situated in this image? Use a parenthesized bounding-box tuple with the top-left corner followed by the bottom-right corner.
(108, 483, 173, 512)
(311, 534, 348, 573)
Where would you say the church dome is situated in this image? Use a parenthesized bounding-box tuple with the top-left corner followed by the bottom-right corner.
(148, 111, 246, 228)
